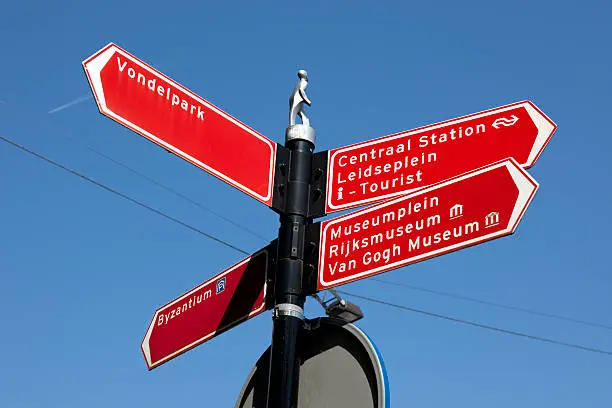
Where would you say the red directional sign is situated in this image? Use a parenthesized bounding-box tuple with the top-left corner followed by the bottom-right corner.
(317, 159, 538, 290)
(325, 101, 555, 213)
(141, 248, 271, 369)
(83, 43, 277, 206)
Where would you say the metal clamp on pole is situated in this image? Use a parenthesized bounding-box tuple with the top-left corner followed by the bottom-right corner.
(273, 303, 305, 320)
(286, 124, 315, 144)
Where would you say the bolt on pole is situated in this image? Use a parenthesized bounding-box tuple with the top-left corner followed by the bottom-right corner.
(267, 70, 315, 408)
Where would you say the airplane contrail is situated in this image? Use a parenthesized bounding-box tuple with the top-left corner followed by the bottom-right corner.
(48, 94, 93, 114)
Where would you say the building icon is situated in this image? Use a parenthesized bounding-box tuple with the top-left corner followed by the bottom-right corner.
(449, 204, 463, 219)
(485, 211, 500, 228)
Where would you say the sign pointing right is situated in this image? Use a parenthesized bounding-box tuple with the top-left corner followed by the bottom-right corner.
(325, 101, 555, 213)
(316, 159, 538, 290)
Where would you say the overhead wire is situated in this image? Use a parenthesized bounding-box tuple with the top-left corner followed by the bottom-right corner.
(81, 144, 271, 243)
(1, 100, 270, 243)
(370, 278, 612, 330)
(2, 134, 610, 357)
(0, 135, 250, 256)
(338, 290, 612, 356)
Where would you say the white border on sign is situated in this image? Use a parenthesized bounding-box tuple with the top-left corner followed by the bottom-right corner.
(318, 159, 538, 289)
(82, 43, 276, 205)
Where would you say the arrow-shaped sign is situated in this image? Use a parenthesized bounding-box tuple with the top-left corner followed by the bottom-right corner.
(141, 245, 273, 369)
(83, 43, 277, 206)
(315, 159, 538, 290)
(324, 101, 555, 213)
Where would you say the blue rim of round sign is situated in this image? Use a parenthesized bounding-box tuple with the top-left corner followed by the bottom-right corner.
(363, 331, 391, 408)
(348, 323, 391, 408)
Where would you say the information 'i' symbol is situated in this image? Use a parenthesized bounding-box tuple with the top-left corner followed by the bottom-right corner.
(337, 187, 344, 201)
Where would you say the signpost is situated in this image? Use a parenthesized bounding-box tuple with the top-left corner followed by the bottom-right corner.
(81, 42, 556, 408)
(141, 247, 272, 369)
(83, 43, 277, 206)
(316, 159, 538, 290)
(325, 101, 555, 213)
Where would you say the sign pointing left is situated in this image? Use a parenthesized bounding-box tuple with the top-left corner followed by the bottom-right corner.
(83, 43, 277, 206)
(141, 246, 273, 370)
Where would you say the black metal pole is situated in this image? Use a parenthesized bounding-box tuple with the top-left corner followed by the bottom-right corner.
(267, 137, 313, 408)
(267, 70, 315, 408)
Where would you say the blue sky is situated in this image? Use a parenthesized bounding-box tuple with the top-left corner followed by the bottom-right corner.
(1, 1, 611, 407)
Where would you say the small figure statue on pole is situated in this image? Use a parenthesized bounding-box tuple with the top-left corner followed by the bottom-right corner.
(289, 70, 311, 127)
(286, 69, 315, 144)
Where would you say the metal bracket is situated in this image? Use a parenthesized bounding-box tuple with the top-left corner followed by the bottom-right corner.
(301, 222, 321, 296)
(264, 239, 279, 309)
(308, 150, 328, 219)
(272, 147, 328, 219)
(312, 289, 364, 323)
(271, 144, 291, 214)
